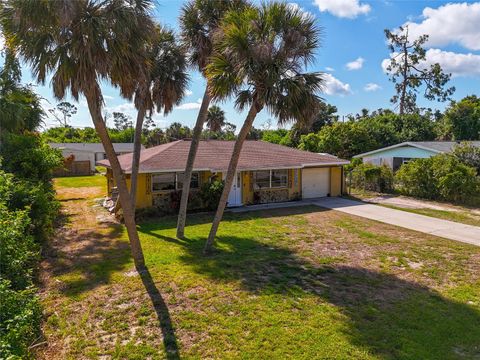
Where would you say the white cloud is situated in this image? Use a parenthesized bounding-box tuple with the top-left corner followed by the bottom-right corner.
(185, 89, 193, 96)
(325, 66, 335, 71)
(287, 2, 315, 19)
(364, 83, 381, 92)
(106, 102, 135, 113)
(313, 0, 371, 19)
(346, 57, 365, 70)
(103, 95, 114, 100)
(381, 48, 480, 78)
(0, 33, 4, 51)
(401, 2, 480, 51)
(175, 98, 202, 110)
(323, 73, 352, 96)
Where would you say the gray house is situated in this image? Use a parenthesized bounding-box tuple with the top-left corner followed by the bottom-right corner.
(50, 143, 142, 175)
(354, 141, 480, 171)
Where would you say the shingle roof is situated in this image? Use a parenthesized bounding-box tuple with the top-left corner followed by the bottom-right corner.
(49, 142, 141, 153)
(97, 140, 349, 173)
(354, 141, 480, 158)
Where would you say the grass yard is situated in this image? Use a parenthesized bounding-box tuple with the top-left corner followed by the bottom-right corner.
(54, 174, 106, 189)
(38, 177, 480, 359)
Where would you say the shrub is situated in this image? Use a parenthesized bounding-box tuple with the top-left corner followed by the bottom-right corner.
(0, 280, 41, 359)
(452, 142, 480, 172)
(0, 204, 39, 290)
(395, 154, 479, 203)
(199, 180, 224, 211)
(351, 163, 394, 193)
(0, 132, 63, 182)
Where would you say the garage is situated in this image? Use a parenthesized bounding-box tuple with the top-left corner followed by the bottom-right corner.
(302, 167, 330, 198)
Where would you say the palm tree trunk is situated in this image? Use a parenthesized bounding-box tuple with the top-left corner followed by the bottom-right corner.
(204, 101, 261, 253)
(176, 87, 211, 238)
(85, 90, 146, 270)
(130, 105, 146, 210)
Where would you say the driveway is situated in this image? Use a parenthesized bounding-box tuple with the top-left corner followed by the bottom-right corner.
(311, 197, 480, 247)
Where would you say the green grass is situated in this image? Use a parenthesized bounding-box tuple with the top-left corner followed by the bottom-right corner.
(43, 184, 480, 360)
(54, 174, 106, 189)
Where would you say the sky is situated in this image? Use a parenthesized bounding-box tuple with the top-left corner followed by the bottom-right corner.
(2, 0, 480, 131)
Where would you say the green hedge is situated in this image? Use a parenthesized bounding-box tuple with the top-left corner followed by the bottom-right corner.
(395, 154, 479, 203)
(0, 133, 62, 359)
(351, 163, 394, 193)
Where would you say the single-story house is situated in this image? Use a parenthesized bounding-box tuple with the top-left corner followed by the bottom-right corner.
(354, 141, 480, 171)
(50, 142, 142, 175)
(98, 140, 349, 211)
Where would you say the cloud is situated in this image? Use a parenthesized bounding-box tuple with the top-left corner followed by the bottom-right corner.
(287, 2, 315, 18)
(364, 83, 381, 92)
(103, 95, 114, 100)
(346, 57, 365, 70)
(325, 66, 335, 71)
(185, 89, 193, 96)
(401, 2, 480, 51)
(313, 0, 371, 19)
(381, 48, 480, 78)
(175, 98, 202, 110)
(323, 73, 352, 96)
(0, 32, 4, 51)
(106, 102, 135, 114)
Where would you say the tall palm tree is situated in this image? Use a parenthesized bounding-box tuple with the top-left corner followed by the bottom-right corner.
(130, 26, 188, 208)
(203, 2, 324, 252)
(1, 0, 155, 270)
(206, 105, 226, 132)
(176, 0, 248, 239)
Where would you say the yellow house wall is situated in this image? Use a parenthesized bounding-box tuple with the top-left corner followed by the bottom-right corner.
(329, 166, 342, 196)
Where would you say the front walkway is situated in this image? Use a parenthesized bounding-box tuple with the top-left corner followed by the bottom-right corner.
(231, 197, 480, 247)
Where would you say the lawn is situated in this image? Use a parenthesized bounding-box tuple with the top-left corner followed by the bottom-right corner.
(54, 173, 106, 189)
(38, 180, 480, 359)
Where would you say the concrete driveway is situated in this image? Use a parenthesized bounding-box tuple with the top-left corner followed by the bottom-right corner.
(311, 197, 480, 247)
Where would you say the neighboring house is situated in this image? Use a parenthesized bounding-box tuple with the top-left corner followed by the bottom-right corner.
(354, 141, 480, 171)
(98, 140, 349, 211)
(50, 142, 141, 176)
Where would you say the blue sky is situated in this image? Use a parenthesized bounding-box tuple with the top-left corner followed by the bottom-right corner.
(3, 0, 480, 130)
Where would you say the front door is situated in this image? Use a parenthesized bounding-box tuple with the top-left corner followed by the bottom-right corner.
(226, 172, 242, 207)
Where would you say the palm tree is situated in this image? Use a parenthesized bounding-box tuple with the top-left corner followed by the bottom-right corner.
(206, 105, 226, 132)
(130, 26, 188, 208)
(1, 0, 155, 270)
(176, 0, 248, 239)
(203, 2, 324, 253)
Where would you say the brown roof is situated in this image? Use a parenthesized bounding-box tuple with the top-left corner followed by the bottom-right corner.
(97, 140, 349, 173)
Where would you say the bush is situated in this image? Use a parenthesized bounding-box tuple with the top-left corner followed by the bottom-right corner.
(0, 132, 63, 182)
(0, 171, 59, 242)
(351, 163, 394, 193)
(0, 280, 41, 359)
(395, 154, 479, 203)
(199, 180, 224, 211)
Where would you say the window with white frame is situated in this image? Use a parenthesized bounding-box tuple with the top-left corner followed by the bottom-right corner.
(253, 169, 288, 189)
(152, 172, 199, 192)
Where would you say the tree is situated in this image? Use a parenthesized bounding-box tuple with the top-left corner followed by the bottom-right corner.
(0, 48, 44, 133)
(130, 26, 188, 208)
(441, 96, 480, 140)
(1, 0, 155, 270)
(176, 0, 248, 239)
(49, 101, 77, 127)
(310, 101, 338, 132)
(113, 112, 133, 131)
(384, 26, 455, 115)
(206, 105, 226, 132)
(165, 122, 192, 140)
(452, 142, 480, 173)
(203, 3, 324, 252)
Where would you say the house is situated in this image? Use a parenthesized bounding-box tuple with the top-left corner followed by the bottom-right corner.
(354, 141, 480, 171)
(97, 140, 349, 211)
(50, 142, 142, 176)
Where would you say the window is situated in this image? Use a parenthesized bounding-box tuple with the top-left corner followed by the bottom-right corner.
(177, 172, 199, 189)
(152, 173, 176, 191)
(253, 169, 288, 189)
(152, 172, 199, 192)
(271, 169, 288, 188)
(253, 170, 270, 189)
(402, 157, 412, 164)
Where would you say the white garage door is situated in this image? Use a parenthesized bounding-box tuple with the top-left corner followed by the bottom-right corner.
(302, 167, 330, 199)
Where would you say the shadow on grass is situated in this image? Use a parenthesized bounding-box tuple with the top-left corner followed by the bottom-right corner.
(139, 268, 180, 360)
(139, 208, 480, 359)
